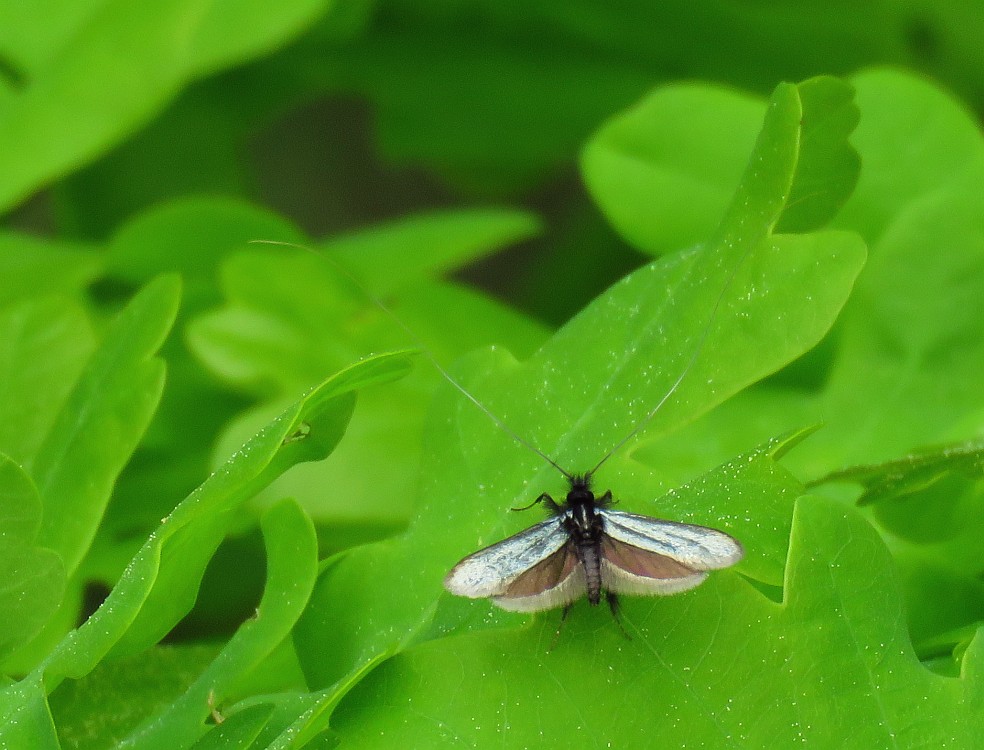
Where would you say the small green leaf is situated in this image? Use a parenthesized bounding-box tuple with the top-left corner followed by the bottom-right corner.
(116, 499, 318, 750)
(33, 275, 181, 577)
(811, 438, 984, 508)
(187, 704, 274, 750)
(0, 233, 102, 307)
(774, 76, 861, 233)
(321, 208, 543, 296)
(584, 77, 860, 254)
(0, 297, 95, 464)
(0, 456, 65, 661)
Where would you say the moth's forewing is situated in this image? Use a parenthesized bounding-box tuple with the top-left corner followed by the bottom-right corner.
(601, 509, 744, 568)
(599, 510, 743, 596)
(443, 516, 567, 598)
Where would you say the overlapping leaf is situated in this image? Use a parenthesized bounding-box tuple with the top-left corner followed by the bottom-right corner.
(291, 79, 866, 721)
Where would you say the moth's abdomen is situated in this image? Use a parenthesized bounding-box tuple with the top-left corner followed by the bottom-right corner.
(578, 541, 603, 606)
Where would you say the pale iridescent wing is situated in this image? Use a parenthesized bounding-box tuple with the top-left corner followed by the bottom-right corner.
(444, 516, 568, 599)
(599, 509, 743, 596)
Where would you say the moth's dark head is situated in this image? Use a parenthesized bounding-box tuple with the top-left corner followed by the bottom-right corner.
(566, 472, 595, 507)
(568, 472, 593, 492)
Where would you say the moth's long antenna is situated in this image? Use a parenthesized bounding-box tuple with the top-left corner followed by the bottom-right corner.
(587, 246, 753, 477)
(249, 239, 575, 480)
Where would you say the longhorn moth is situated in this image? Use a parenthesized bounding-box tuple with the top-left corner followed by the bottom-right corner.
(253, 240, 745, 631)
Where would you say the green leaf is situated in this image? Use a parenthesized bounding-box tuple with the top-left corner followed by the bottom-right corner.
(187, 704, 274, 750)
(0, 456, 65, 661)
(0, 676, 61, 750)
(783, 71, 984, 477)
(186, 0, 330, 76)
(0, 0, 333, 214)
(0, 0, 209, 213)
(189, 223, 549, 538)
(48, 645, 218, 749)
(328, 498, 984, 748)
(811, 437, 984, 509)
(32, 275, 181, 577)
(582, 83, 764, 254)
(631, 70, 984, 482)
(190, 210, 548, 396)
(106, 197, 305, 300)
(108, 350, 413, 662)
(583, 76, 861, 254)
(837, 68, 984, 242)
(622, 69, 984, 666)
(31, 350, 409, 684)
(0, 349, 409, 748)
(0, 233, 102, 307)
(293, 79, 865, 696)
(773, 76, 860, 233)
(0, 297, 95, 464)
(808, 438, 984, 651)
(320, 208, 543, 296)
(116, 499, 318, 750)
(49, 495, 318, 750)
(95, 198, 305, 547)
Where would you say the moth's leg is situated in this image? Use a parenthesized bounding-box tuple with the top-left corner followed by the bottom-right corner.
(548, 604, 573, 652)
(513, 493, 560, 512)
(597, 489, 615, 507)
(606, 592, 632, 641)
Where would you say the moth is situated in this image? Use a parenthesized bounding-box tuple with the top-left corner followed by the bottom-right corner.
(443, 471, 743, 618)
(438, 265, 747, 624)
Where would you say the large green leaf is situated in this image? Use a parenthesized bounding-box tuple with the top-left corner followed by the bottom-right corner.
(627, 68, 984, 674)
(292, 80, 865, 707)
(329, 497, 984, 748)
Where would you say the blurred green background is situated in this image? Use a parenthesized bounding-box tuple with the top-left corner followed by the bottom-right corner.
(7, 0, 984, 324)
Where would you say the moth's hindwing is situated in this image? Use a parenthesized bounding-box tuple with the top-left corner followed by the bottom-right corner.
(491, 544, 585, 612)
